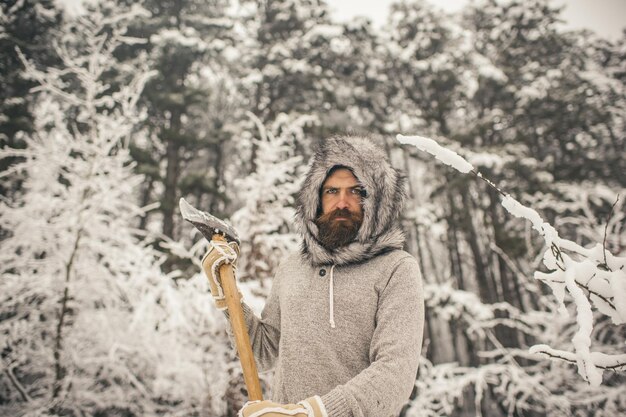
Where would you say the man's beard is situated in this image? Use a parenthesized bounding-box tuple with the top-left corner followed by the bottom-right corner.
(315, 208, 363, 250)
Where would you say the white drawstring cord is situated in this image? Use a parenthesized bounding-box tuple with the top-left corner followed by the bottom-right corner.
(329, 265, 336, 329)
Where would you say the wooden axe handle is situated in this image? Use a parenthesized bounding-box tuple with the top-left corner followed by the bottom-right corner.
(214, 236, 263, 401)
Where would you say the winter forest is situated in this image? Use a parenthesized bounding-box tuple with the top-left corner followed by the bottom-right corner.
(1, 0, 625, 416)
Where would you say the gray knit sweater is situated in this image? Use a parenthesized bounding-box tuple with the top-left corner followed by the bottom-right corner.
(234, 136, 425, 416)
(238, 249, 424, 417)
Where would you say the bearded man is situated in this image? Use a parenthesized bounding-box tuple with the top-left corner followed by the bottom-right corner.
(203, 136, 424, 417)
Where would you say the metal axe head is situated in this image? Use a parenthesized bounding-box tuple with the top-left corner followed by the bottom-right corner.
(179, 198, 240, 244)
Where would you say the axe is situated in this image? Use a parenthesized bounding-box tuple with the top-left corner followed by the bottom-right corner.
(179, 198, 263, 401)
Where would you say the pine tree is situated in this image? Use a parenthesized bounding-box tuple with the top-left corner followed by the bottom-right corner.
(388, 1, 626, 415)
(230, 112, 312, 282)
(0, 0, 62, 196)
(117, 0, 238, 241)
(0, 4, 233, 415)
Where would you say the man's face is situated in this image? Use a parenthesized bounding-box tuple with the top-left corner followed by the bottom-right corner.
(320, 168, 363, 216)
(315, 168, 364, 250)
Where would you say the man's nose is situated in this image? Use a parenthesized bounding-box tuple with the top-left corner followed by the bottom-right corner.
(336, 193, 350, 209)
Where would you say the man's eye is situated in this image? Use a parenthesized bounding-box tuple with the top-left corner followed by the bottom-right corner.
(326, 189, 337, 194)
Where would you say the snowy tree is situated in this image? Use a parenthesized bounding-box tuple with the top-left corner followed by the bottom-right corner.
(398, 134, 626, 417)
(0, 4, 234, 415)
(314, 12, 393, 136)
(230, 112, 315, 282)
(464, 0, 625, 186)
(238, 0, 333, 122)
(0, 2, 151, 410)
(2, 0, 623, 415)
(381, 5, 625, 416)
(0, 0, 62, 196)
(116, 0, 238, 241)
(236, 0, 391, 139)
(385, 0, 463, 136)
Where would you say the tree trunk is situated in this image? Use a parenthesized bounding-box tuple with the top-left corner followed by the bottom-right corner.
(209, 140, 224, 215)
(138, 179, 154, 231)
(445, 191, 466, 290)
(457, 187, 495, 304)
(162, 114, 182, 239)
(53, 228, 82, 398)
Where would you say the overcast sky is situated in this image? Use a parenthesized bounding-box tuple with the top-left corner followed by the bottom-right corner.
(330, 0, 625, 40)
(57, 0, 625, 40)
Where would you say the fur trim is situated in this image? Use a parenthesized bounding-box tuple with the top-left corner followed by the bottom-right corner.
(295, 135, 406, 266)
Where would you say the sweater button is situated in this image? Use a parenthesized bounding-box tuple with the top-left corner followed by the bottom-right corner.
(319, 268, 326, 277)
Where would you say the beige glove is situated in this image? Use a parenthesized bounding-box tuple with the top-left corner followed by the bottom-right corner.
(201, 239, 241, 310)
(238, 396, 327, 417)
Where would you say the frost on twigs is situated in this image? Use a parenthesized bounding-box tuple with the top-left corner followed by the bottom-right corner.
(228, 112, 313, 281)
(407, 358, 570, 417)
(398, 133, 626, 386)
(0, 4, 232, 414)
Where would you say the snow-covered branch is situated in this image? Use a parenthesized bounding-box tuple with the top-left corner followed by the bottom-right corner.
(398, 133, 626, 386)
(529, 345, 626, 371)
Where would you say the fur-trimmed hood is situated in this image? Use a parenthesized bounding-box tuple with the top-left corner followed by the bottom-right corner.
(295, 136, 407, 266)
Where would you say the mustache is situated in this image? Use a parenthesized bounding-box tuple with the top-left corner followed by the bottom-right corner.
(317, 208, 362, 223)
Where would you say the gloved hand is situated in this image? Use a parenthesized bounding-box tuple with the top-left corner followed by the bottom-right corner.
(201, 239, 241, 310)
(238, 396, 326, 417)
